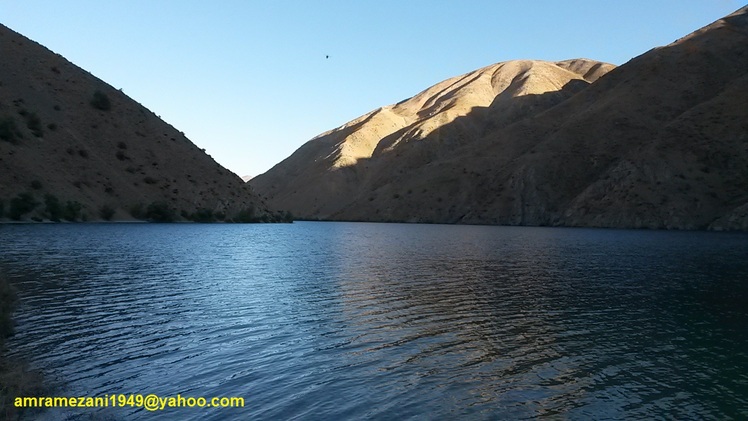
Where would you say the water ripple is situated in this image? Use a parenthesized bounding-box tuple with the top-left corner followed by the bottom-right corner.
(1, 223, 747, 420)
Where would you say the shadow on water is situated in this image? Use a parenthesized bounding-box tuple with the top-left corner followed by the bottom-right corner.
(0, 223, 747, 419)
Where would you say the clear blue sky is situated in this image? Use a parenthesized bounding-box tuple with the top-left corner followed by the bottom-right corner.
(1, 1, 742, 177)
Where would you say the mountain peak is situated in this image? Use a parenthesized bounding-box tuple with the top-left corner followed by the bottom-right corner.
(250, 58, 615, 218)
(250, 7, 748, 230)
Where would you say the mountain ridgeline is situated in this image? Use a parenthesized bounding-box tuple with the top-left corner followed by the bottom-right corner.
(0, 24, 288, 223)
(251, 6, 748, 230)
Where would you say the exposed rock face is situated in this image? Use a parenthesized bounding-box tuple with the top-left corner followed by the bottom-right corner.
(0, 24, 282, 222)
(252, 7, 748, 230)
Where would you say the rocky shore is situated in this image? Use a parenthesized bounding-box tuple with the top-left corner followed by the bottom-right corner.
(0, 275, 45, 420)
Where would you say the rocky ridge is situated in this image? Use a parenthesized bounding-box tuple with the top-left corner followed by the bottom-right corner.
(252, 7, 748, 230)
(0, 23, 287, 222)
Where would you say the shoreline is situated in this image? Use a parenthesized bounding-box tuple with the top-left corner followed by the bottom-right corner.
(0, 275, 46, 420)
(0, 218, 293, 224)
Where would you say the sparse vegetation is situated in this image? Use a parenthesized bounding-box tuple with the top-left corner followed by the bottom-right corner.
(0, 117, 22, 144)
(62, 201, 84, 221)
(0, 199, 4, 218)
(227, 206, 292, 223)
(1, 275, 46, 420)
(44, 194, 62, 222)
(30, 180, 42, 190)
(188, 208, 217, 222)
(143, 176, 158, 185)
(90, 90, 111, 111)
(130, 203, 145, 219)
(233, 205, 259, 223)
(116, 150, 128, 161)
(47, 123, 57, 131)
(78, 149, 89, 158)
(130, 202, 177, 222)
(145, 202, 176, 222)
(25, 112, 43, 137)
(99, 205, 116, 221)
(8, 193, 38, 220)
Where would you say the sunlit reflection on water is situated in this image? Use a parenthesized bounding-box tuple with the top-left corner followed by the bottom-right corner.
(1, 222, 747, 420)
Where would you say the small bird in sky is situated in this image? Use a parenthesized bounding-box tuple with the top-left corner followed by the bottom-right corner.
(326, 55, 329, 59)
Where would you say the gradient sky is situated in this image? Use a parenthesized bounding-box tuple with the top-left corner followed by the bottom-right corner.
(0, 1, 742, 177)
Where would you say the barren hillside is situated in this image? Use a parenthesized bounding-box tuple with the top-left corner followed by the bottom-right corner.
(252, 6, 748, 230)
(0, 24, 287, 222)
(252, 59, 615, 219)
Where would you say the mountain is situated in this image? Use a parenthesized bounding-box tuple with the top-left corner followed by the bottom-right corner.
(251, 59, 615, 218)
(0, 24, 286, 222)
(251, 6, 748, 230)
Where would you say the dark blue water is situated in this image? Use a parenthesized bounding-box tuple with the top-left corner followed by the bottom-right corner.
(1, 222, 747, 420)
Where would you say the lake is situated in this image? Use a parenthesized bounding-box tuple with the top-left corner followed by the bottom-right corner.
(1, 222, 747, 420)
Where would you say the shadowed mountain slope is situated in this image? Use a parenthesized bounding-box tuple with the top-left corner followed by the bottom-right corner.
(0, 24, 284, 222)
(252, 59, 615, 218)
(252, 6, 748, 230)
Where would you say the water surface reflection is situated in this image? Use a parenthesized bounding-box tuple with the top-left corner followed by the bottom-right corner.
(1, 223, 746, 419)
